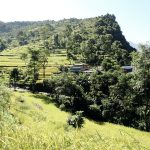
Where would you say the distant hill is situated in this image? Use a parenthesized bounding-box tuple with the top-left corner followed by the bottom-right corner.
(0, 18, 80, 35)
(0, 14, 135, 65)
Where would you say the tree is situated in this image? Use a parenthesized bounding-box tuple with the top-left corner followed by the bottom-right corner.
(39, 45, 49, 79)
(43, 38, 54, 51)
(24, 47, 41, 92)
(105, 73, 134, 125)
(65, 25, 73, 38)
(17, 31, 28, 46)
(66, 33, 83, 63)
(81, 38, 98, 65)
(101, 57, 119, 72)
(132, 43, 150, 131)
(20, 52, 28, 66)
(21, 45, 50, 91)
(111, 41, 129, 65)
(53, 34, 60, 49)
(66, 50, 77, 64)
(0, 38, 6, 51)
(10, 68, 20, 90)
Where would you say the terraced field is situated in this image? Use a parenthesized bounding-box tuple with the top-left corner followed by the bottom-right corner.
(0, 47, 70, 79)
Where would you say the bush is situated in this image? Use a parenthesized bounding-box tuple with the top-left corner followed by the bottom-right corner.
(43, 78, 58, 93)
(67, 111, 84, 128)
(59, 65, 68, 72)
(58, 95, 72, 111)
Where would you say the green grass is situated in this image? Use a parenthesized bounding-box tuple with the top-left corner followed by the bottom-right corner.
(0, 50, 69, 67)
(1, 90, 150, 150)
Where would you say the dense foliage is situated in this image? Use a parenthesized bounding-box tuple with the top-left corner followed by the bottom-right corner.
(0, 14, 134, 61)
(39, 43, 150, 131)
(66, 14, 135, 66)
(42, 55, 149, 131)
(1, 14, 150, 132)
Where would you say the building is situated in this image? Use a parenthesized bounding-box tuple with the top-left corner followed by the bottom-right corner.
(121, 66, 133, 73)
(70, 64, 90, 73)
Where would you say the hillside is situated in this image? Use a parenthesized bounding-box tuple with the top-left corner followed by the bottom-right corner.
(0, 14, 149, 133)
(0, 18, 80, 42)
(0, 14, 136, 81)
(2, 89, 150, 150)
(0, 15, 135, 55)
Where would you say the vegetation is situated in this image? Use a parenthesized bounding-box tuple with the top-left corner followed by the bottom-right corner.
(0, 13, 150, 149)
(67, 111, 84, 128)
(66, 14, 135, 66)
(0, 80, 10, 114)
(10, 68, 20, 90)
(0, 89, 150, 149)
(42, 54, 150, 131)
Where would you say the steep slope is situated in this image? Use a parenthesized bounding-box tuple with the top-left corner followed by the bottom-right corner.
(2, 90, 150, 150)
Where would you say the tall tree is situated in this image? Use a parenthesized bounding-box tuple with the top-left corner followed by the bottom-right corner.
(10, 68, 20, 90)
(22, 47, 41, 92)
(39, 45, 50, 79)
(132, 43, 150, 131)
(65, 25, 73, 38)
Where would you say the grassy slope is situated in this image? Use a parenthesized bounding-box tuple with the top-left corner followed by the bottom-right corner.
(2, 90, 150, 150)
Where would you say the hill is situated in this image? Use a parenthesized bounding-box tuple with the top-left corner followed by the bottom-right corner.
(0, 14, 135, 59)
(1, 14, 150, 144)
(1, 14, 149, 133)
(2, 89, 150, 150)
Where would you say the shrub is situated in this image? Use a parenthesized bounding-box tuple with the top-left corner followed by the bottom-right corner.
(58, 95, 73, 110)
(59, 65, 68, 72)
(67, 111, 84, 128)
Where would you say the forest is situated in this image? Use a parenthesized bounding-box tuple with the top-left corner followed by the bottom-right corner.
(0, 14, 150, 149)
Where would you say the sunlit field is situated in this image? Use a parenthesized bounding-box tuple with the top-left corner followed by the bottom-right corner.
(1, 90, 150, 150)
(0, 47, 71, 80)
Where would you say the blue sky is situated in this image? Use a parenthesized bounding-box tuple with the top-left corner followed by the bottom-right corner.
(0, 0, 150, 43)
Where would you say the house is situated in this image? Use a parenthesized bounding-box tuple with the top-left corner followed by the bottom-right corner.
(70, 64, 90, 73)
(121, 66, 133, 73)
(82, 69, 95, 74)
